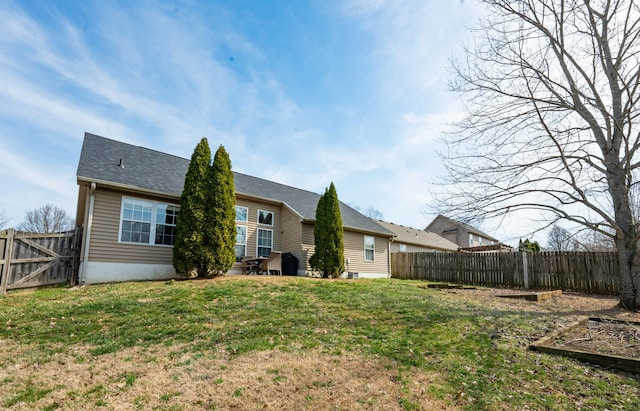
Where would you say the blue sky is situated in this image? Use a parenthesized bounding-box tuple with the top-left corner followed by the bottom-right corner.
(0, 1, 507, 239)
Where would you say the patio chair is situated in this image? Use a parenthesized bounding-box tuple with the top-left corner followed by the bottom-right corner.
(261, 251, 282, 275)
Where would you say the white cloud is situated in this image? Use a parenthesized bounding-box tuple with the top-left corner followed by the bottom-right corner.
(0, 0, 506, 241)
(0, 138, 77, 227)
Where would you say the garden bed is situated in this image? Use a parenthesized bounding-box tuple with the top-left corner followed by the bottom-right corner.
(530, 317, 640, 374)
(497, 289, 562, 302)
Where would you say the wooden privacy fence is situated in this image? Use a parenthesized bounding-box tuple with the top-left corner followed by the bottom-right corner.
(0, 228, 82, 293)
(391, 251, 621, 295)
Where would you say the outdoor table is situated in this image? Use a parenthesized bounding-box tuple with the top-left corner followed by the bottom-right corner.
(240, 257, 267, 275)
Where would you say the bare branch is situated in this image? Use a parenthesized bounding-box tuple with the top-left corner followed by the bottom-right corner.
(0, 210, 8, 230)
(435, 0, 640, 307)
(18, 204, 75, 233)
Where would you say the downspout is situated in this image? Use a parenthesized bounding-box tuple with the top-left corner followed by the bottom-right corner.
(388, 237, 392, 279)
(79, 182, 96, 284)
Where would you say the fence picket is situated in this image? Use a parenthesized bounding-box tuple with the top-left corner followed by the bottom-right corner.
(391, 251, 621, 295)
(0, 229, 79, 293)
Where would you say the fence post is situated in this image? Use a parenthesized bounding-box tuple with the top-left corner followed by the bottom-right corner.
(1, 229, 15, 294)
(522, 251, 529, 289)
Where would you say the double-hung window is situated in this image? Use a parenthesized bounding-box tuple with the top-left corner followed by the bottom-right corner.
(364, 235, 375, 262)
(155, 204, 179, 245)
(236, 226, 247, 261)
(257, 228, 273, 257)
(235, 206, 248, 261)
(256, 209, 274, 257)
(120, 197, 179, 246)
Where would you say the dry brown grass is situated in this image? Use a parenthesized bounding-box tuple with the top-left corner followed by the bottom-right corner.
(3, 277, 640, 410)
(0, 341, 453, 410)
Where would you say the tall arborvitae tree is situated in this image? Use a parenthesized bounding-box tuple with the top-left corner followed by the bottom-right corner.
(173, 138, 211, 278)
(310, 182, 345, 278)
(206, 145, 236, 276)
(309, 192, 328, 275)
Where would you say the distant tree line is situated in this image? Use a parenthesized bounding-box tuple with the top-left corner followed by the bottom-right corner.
(546, 224, 615, 252)
(0, 204, 74, 233)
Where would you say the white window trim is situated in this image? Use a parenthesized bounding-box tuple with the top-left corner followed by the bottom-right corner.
(256, 228, 273, 257)
(257, 209, 274, 226)
(364, 235, 375, 262)
(236, 225, 247, 261)
(118, 196, 179, 247)
(235, 205, 248, 222)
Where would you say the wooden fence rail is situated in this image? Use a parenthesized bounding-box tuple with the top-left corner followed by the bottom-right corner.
(391, 251, 621, 295)
(0, 228, 81, 293)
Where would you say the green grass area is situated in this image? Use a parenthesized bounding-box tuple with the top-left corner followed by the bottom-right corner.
(0, 277, 638, 409)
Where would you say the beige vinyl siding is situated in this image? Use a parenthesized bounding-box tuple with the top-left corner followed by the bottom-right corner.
(300, 223, 389, 275)
(235, 197, 282, 258)
(89, 191, 284, 266)
(343, 231, 389, 274)
(300, 223, 315, 271)
(89, 189, 174, 264)
(86, 188, 390, 275)
(280, 207, 303, 261)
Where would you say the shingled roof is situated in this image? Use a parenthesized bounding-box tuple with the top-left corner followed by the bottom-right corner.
(77, 132, 393, 236)
(427, 214, 499, 243)
(374, 220, 458, 251)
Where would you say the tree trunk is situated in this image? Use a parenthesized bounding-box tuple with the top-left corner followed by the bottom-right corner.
(617, 239, 640, 310)
(610, 163, 640, 309)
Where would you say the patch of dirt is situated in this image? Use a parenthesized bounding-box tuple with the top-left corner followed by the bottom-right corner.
(440, 286, 640, 321)
(552, 319, 640, 358)
(437, 286, 640, 363)
(0, 342, 454, 410)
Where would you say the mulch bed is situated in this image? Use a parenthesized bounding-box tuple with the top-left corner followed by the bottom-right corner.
(549, 318, 640, 359)
(435, 285, 640, 372)
(529, 317, 640, 373)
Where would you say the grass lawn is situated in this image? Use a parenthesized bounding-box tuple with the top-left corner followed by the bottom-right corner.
(0, 276, 638, 410)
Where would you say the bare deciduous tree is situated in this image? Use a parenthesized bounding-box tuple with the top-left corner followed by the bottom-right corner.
(349, 204, 385, 220)
(546, 225, 575, 251)
(363, 207, 384, 220)
(19, 204, 74, 233)
(573, 229, 616, 252)
(439, 1, 640, 308)
(0, 209, 8, 230)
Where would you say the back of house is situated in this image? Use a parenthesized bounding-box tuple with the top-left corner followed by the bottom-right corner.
(75, 133, 394, 284)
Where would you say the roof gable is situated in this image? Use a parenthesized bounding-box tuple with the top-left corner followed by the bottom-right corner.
(77, 132, 393, 236)
(426, 214, 499, 243)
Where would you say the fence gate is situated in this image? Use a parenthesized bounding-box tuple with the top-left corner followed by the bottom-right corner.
(0, 228, 81, 293)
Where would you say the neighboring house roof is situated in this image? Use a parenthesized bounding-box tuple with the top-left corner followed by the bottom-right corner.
(459, 244, 514, 253)
(375, 220, 458, 251)
(426, 214, 499, 243)
(77, 132, 393, 237)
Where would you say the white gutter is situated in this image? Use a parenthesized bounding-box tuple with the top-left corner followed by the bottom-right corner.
(76, 177, 179, 199)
